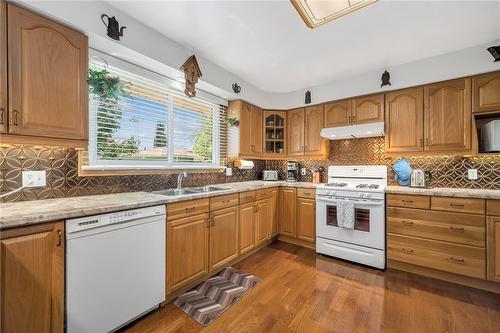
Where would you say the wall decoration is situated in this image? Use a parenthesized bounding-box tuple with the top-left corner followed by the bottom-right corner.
(305, 90, 311, 104)
(381, 70, 391, 87)
(181, 55, 202, 97)
(232, 83, 241, 94)
(101, 14, 126, 41)
(224, 116, 240, 127)
(487, 46, 500, 62)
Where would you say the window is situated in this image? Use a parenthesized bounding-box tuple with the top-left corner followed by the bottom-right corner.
(86, 50, 227, 170)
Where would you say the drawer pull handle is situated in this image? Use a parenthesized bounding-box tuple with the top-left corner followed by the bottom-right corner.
(401, 220, 414, 226)
(185, 207, 196, 212)
(402, 200, 414, 203)
(402, 247, 414, 254)
(303, 192, 311, 195)
(449, 226, 465, 232)
(0, 108, 4, 125)
(450, 257, 465, 263)
(450, 203, 464, 208)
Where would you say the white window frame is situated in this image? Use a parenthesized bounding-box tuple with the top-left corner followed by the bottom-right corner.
(85, 49, 224, 171)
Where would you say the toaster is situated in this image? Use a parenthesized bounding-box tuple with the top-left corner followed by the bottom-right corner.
(263, 170, 278, 181)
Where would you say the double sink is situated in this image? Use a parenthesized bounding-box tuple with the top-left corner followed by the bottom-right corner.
(154, 185, 231, 197)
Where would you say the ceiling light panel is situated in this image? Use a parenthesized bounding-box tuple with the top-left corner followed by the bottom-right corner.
(291, 0, 378, 28)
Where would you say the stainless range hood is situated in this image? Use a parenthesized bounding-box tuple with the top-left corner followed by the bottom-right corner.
(320, 122, 384, 140)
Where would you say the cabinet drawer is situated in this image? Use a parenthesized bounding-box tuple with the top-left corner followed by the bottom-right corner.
(297, 188, 316, 199)
(167, 198, 209, 221)
(239, 191, 256, 204)
(387, 194, 430, 209)
(487, 200, 500, 216)
(388, 234, 485, 279)
(431, 197, 485, 215)
(210, 193, 239, 211)
(256, 189, 272, 200)
(387, 207, 485, 247)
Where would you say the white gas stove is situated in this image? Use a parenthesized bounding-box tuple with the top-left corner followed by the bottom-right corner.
(316, 165, 387, 269)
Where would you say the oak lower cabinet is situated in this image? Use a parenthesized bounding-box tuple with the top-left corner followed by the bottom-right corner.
(269, 188, 279, 237)
(210, 206, 239, 271)
(1, 221, 64, 333)
(279, 188, 297, 237)
(3, 3, 88, 147)
(239, 202, 256, 254)
(167, 213, 210, 294)
(473, 71, 500, 114)
(296, 198, 316, 242)
(255, 199, 270, 246)
(487, 200, 500, 283)
(279, 188, 316, 248)
(239, 190, 272, 253)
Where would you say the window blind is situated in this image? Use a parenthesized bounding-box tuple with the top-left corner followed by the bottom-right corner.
(88, 50, 227, 169)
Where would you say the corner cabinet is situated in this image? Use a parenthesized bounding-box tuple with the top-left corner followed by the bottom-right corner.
(263, 111, 286, 158)
(1, 221, 64, 333)
(473, 71, 500, 114)
(3, 4, 88, 147)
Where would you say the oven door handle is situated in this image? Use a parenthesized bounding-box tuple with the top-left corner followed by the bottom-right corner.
(316, 197, 384, 207)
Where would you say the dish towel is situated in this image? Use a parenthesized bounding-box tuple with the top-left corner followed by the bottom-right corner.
(337, 200, 355, 229)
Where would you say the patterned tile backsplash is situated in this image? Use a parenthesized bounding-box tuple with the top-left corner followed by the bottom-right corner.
(1, 138, 499, 203)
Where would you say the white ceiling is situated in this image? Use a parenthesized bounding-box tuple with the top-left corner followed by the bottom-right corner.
(106, 0, 500, 93)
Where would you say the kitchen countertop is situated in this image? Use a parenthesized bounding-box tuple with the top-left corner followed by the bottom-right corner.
(386, 185, 500, 200)
(0, 180, 319, 229)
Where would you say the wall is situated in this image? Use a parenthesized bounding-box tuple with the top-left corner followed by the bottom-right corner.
(0, 145, 264, 203)
(266, 138, 500, 189)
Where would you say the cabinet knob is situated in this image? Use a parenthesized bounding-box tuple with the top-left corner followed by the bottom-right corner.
(401, 220, 414, 226)
(449, 226, 465, 232)
(12, 110, 19, 126)
(56, 230, 63, 247)
(449, 257, 465, 263)
(402, 247, 414, 254)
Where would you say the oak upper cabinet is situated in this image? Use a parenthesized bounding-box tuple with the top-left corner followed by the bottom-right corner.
(473, 71, 500, 114)
(0, 1, 6, 133)
(385, 87, 424, 153)
(6, 4, 88, 145)
(239, 202, 255, 254)
(251, 106, 263, 155)
(287, 108, 305, 156)
(304, 105, 327, 156)
(255, 199, 270, 246)
(279, 188, 297, 237)
(269, 188, 279, 237)
(1, 221, 64, 333)
(296, 198, 316, 243)
(167, 213, 209, 294)
(210, 206, 239, 272)
(230, 100, 263, 157)
(324, 99, 351, 127)
(351, 94, 384, 124)
(424, 78, 471, 151)
(263, 111, 286, 158)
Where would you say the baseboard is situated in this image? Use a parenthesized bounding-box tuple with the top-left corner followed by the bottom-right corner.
(388, 260, 500, 294)
(277, 234, 315, 250)
(163, 238, 274, 304)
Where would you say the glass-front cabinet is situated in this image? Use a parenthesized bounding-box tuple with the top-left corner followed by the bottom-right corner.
(263, 111, 286, 158)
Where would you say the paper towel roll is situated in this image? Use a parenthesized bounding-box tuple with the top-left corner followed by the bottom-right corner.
(234, 160, 254, 169)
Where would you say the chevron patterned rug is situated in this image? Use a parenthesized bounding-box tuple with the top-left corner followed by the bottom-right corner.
(173, 267, 261, 326)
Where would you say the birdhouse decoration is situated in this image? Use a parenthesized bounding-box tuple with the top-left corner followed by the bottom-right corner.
(181, 55, 202, 98)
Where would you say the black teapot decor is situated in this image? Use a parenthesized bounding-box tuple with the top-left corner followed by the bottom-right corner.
(101, 14, 126, 41)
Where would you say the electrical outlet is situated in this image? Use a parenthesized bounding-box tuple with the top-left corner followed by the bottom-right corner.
(301, 168, 306, 176)
(22, 170, 46, 187)
(225, 167, 232, 176)
(467, 169, 478, 180)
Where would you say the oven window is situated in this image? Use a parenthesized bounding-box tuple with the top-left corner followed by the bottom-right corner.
(326, 205, 370, 232)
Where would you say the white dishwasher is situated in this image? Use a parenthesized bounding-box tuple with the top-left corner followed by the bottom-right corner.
(66, 205, 166, 333)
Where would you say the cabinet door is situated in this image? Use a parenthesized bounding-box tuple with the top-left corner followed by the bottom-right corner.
(352, 94, 384, 124)
(250, 106, 263, 155)
(304, 105, 326, 156)
(424, 78, 471, 151)
(296, 198, 316, 243)
(385, 87, 424, 153)
(1, 222, 64, 333)
(238, 101, 253, 156)
(473, 71, 500, 113)
(269, 188, 279, 237)
(324, 100, 351, 127)
(279, 188, 297, 237)
(0, 1, 6, 133)
(255, 199, 269, 246)
(287, 108, 305, 156)
(167, 213, 209, 294)
(7, 4, 88, 140)
(210, 207, 239, 271)
(487, 216, 500, 283)
(239, 203, 255, 254)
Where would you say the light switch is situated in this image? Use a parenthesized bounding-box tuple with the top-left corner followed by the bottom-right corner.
(467, 169, 478, 180)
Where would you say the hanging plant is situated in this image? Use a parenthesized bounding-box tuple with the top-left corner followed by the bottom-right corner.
(88, 68, 129, 100)
(225, 116, 240, 127)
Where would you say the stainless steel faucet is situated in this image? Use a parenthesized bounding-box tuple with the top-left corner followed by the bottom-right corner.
(176, 171, 188, 190)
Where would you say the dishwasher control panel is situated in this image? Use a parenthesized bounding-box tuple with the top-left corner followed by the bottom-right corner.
(66, 205, 166, 234)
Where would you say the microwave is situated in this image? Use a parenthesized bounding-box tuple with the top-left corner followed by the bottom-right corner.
(262, 170, 278, 181)
(480, 119, 500, 153)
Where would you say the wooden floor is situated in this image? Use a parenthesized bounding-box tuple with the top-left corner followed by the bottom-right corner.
(123, 241, 500, 333)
